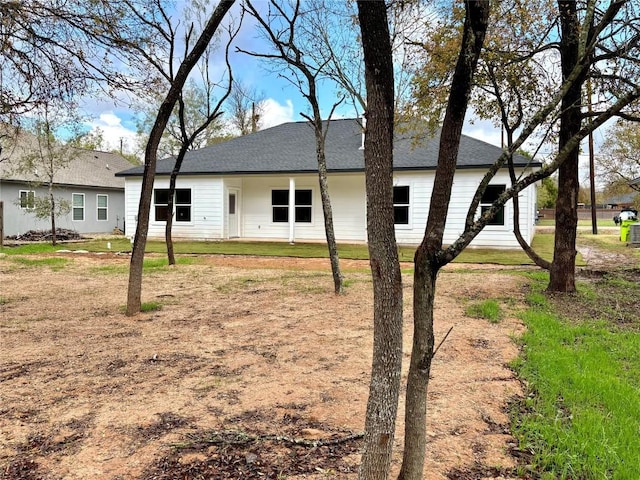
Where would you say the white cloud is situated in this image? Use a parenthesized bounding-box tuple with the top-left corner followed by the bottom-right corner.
(462, 117, 502, 147)
(259, 98, 295, 129)
(86, 111, 139, 155)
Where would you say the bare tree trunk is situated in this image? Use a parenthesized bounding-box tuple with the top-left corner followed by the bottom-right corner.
(166, 144, 190, 266)
(399, 3, 490, 479)
(243, 0, 344, 294)
(126, 0, 235, 315)
(506, 129, 551, 270)
(315, 139, 344, 294)
(357, 2, 403, 479)
(166, 175, 176, 266)
(548, 0, 584, 293)
(50, 190, 57, 246)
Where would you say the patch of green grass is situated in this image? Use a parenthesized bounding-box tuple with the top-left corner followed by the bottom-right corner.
(92, 264, 128, 274)
(118, 300, 162, 313)
(8, 256, 68, 270)
(57, 236, 557, 266)
(90, 256, 197, 275)
(140, 301, 162, 312)
(0, 297, 8, 305)
(512, 273, 640, 479)
(465, 299, 502, 323)
(537, 218, 618, 228)
(0, 243, 59, 255)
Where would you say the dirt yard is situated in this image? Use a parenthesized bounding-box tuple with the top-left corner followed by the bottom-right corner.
(0, 252, 529, 479)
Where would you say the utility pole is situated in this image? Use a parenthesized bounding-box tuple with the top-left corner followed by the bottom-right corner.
(588, 76, 598, 235)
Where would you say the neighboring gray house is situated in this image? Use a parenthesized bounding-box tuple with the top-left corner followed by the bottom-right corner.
(116, 118, 542, 248)
(0, 131, 135, 237)
(603, 192, 638, 209)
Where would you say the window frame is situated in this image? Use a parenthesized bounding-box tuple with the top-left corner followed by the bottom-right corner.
(153, 188, 192, 223)
(393, 185, 411, 227)
(19, 190, 35, 210)
(72, 193, 85, 221)
(96, 194, 108, 221)
(271, 188, 313, 224)
(480, 184, 506, 226)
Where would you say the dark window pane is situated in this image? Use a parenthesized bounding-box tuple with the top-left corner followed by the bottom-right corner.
(20, 191, 34, 208)
(155, 205, 169, 221)
(273, 206, 288, 222)
(176, 206, 191, 222)
(229, 194, 236, 214)
(97, 209, 107, 221)
(393, 186, 410, 205)
(394, 206, 409, 224)
(155, 189, 170, 205)
(272, 190, 289, 206)
(295, 206, 312, 223)
(481, 185, 505, 203)
(481, 205, 505, 225)
(73, 208, 84, 221)
(295, 189, 312, 205)
(175, 189, 191, 204)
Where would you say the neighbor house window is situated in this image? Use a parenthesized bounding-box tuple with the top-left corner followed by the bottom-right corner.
(72, 193, 85, 221)
(19, 190, 35, 209)
(154, 188, 192, 222)
(480, 185, 505, 225)
(271, 189, 312, 223)
(97, 194, 108, 221)
(393, 186, 410, 225)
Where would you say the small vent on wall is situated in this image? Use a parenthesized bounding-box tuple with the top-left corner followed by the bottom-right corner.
(630, 224, 640, 244)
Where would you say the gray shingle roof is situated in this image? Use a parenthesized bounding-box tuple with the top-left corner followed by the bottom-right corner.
(1, 129, 136, 189)
(116, 118, 539, 177)
(604, 192, 638, 205)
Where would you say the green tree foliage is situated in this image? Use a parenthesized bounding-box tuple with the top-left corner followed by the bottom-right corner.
(538, 176, 558, 208)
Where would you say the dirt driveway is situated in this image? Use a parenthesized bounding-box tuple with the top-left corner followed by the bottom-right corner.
(1, 252, 528, 479)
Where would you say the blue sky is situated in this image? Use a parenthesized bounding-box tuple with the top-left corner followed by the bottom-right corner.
(78, 1, 600, 185)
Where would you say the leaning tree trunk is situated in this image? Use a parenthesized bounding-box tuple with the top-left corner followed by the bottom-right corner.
(548, 0, 584, 293)
(506, 129, 551, 270)
(316, 145, 344, 294)
(357, 2, 403, 479)
(399, 2, 490, 479)
(126, 0, 235, 315)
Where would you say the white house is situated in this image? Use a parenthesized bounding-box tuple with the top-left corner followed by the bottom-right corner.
(116, 119, 540, 248)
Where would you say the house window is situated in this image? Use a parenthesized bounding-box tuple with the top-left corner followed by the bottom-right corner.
(97, 194, 108, 221)
(480, 185, 505, 225)
(393, 186, 410, 225)
(271, 189, 312, 223)
(19, 190, 35, 209)
(154, 188, 192, 222)
(72, 193, 85, 221)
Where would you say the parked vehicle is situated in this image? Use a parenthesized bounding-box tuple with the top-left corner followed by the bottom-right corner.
(613, 208, 638, 225)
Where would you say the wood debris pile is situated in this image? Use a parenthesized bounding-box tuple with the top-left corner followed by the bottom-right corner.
(6, 229, 83, 241)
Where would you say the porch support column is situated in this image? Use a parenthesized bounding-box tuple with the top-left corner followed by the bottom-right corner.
(288, 177, 295, 244)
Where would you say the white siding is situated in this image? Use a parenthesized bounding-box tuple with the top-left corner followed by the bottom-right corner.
(240, 173, 367, 242)
(123, 168, 538, 248)
(393, 169, 537, 248)
(124, 176, 224, 239)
